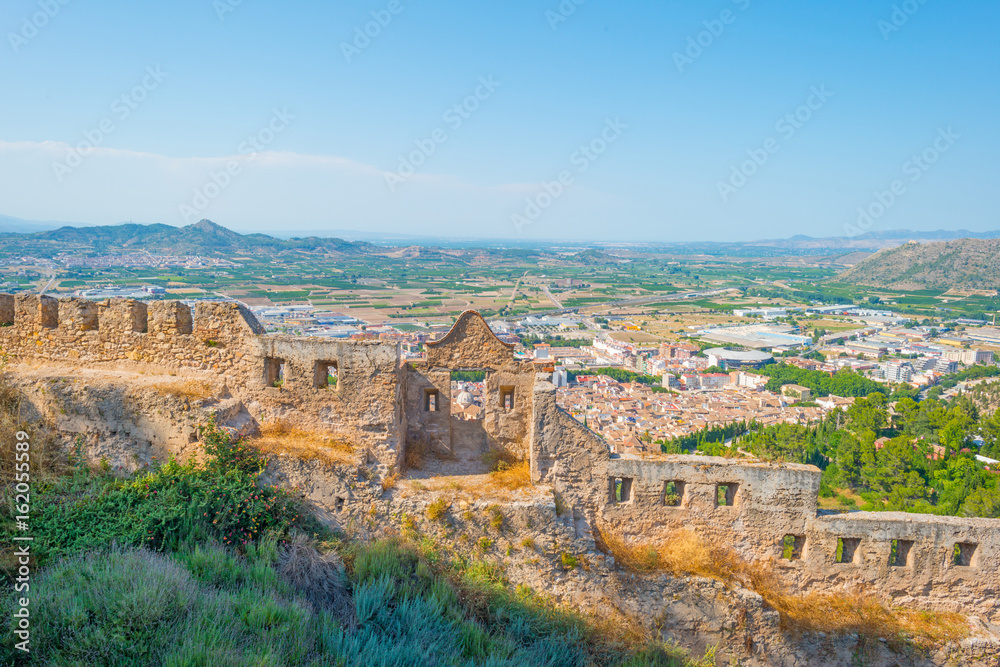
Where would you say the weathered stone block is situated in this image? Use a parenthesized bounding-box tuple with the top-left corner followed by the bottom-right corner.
(14, 294, 58, 329)
(103, 299, 148, 334)
(149, 301, 193, 335)
(59, 297, 99, 332)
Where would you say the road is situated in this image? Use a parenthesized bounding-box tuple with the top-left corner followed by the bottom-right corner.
(539, 284, 563, 309)
(39, 272, 56, 296)
(508, 271, 529, 307)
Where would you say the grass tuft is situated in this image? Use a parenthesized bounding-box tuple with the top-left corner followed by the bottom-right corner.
(251, 419, 356, 466)
(148, 379, 214, 401)
(489, 459, 531, 491)
(427, 497, 450, 522)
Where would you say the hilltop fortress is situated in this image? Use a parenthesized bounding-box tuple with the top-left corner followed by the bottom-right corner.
(2, 293, 998, 632)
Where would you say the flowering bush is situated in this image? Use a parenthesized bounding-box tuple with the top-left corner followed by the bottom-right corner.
(26, 420, 315, 565)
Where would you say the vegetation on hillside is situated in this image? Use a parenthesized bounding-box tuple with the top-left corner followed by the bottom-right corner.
(0, 377, 702, 666)
(838, 238, 1000, 291)
(750, 363, 882, 397)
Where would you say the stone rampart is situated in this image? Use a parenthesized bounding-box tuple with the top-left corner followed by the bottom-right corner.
(0, 295, 404, 468)
(4, 301, 999, 621)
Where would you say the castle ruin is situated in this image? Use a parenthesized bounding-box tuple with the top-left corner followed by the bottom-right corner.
(2, 294, 997, 624)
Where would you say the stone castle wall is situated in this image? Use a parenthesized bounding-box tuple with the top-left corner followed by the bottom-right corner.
(3, 298, 999, 621)
(0, 294, 405, 468)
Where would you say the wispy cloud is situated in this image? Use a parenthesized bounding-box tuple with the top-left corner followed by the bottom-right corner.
(0, 139, 596, 236)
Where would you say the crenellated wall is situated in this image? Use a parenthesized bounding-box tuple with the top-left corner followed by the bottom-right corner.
(3, 300, 999, 622)
(0, 294, 405, 468)
(528, 372, 1000, 623)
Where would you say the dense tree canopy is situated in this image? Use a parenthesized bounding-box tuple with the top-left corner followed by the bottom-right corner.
(662, 388, 1000, 519)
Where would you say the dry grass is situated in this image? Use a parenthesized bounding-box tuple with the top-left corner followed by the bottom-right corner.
(381, 471, 400, 491)
(148, 379, 215, 400)
(277, 533, 356, 628)
(251, 420, 357, 466)
(597, 526, 970, 648)
(427, 497, 449, 522)
(488, 460, 531, 491)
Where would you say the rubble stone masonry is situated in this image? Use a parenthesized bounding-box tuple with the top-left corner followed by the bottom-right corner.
(1, 297, 997, 621)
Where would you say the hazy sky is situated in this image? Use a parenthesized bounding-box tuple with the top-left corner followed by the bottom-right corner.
(1, 0, 997, 241)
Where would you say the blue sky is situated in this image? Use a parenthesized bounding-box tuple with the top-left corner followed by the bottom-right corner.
(1, 0, 997, 241)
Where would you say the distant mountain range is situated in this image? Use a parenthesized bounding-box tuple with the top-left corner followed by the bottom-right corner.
(838, 238, 1000, 291)
(1, 214, 998, 256)
(2, 219, 374, 256)
(649, 229, 1000, 257)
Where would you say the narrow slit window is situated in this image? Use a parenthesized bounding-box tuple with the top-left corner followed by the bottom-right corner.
(610, 477, 633, 504)
(500, 386, 515, 410)
(953, 542, 977, 567)
(264, 358, 286, 388)
(836, 538, 861, 564)
(781, 535, 805, 561)
(889, 539, 913, 567)
(424, 388, 439, 412)
(716, 483, 739, 507)
(662, 480, 685, 507)
(314, 360, 338, 389)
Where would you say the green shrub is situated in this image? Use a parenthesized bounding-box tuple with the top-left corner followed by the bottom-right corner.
(427, 497, 450, 522)
(19, 420, 312, 567)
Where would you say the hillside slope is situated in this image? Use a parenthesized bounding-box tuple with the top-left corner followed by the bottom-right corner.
(836, 238, 1000, 290)
(2, 219, 374, 256)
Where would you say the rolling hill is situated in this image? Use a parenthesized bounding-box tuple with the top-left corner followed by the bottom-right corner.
(0, 220, 374, 256)
(837, 238, 1000, 291)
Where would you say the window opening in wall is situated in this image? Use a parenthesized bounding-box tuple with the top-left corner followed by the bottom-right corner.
(500, 386, 515, 411)
(716, 483, 739, 507)
(450, 370, 486, 421)
(662, 480, 685, 507)
(264, 358, 286, 388)
(610, 477, 633, 504)
(314, 360, 338, 389)
(953, 542, 977, 567)
(781, 535, 805, 560)
(889, 539, 913, 567)
(836, 538, 861, 564)
(424, 388, 440, 412)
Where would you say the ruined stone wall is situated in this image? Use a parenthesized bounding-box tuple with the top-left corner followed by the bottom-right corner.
(0, 294, 405, 468)
(6, 299, 1000, 622)
(406, 311, 536, 460)
(531, 374, 1000, 621)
